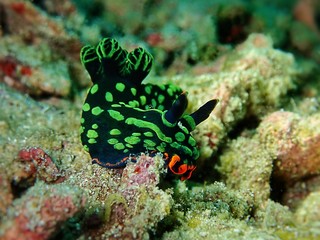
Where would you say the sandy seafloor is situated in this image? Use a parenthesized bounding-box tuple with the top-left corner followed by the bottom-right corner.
(0, 0, 320, 239)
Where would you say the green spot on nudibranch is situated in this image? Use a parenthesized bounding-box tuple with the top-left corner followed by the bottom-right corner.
(158, 94, 165, 104)
(110, 129, 121, 135)
(115, 82, 125, 92)
(188, 136, 197, 147)
(90, 84, 99, 94)
(175, 132, 185, 142)
(87, 129, 98, 138)
(81, 118, 85, 124)
(151, 99, 157, 107)
(132, 132, 141, 137)
(156, 145, 165, 152)
(108, 110, 125, 121)
(158, 105, 164, 111)
(144, 139, 156, 147)
(83, 145, 89, 152)
(92, 106, 104, 116)
(125, 118, 172, 143)
(114, 142, 125, 150)
(139, 96, 146, 106)
(124, 136, 141, 145)
(144, 132, 153, 137)
(79, 126, 84, 134)
(167, 88, 174, 96)
(131, 88, 137, 96)
(159, 85, 166, 91)
(123, 149, 129, 153)
(108, 138, 119, 145)
(128, 100, 139, 107)
(125, 143, 134, 148)
(88, 139, 97, 144)
(105, 92, 113, 102)
(145, 85, 152, 94)
(82, 103, 90, 112)
(171, 141, 193, 157)
(92, 124, 98, 129)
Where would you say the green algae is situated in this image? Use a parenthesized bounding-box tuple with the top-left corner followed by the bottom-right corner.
(104, 193, 127, 222)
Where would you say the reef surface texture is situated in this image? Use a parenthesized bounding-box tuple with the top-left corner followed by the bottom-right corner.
(0, 0, 320, 239)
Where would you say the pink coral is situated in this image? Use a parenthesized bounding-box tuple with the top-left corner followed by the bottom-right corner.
(18, 147, 65, 183)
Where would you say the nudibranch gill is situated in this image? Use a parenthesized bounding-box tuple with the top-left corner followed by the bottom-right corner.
(80, 38, 218, 180)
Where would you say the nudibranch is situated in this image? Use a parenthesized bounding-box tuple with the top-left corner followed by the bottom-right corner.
(80, 38, 218, 180)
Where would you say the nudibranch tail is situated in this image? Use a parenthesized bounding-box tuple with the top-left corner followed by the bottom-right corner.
(80, 37, 219, 181)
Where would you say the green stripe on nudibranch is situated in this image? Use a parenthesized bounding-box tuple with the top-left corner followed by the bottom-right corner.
(80, 37, 218, 180)
(125, 117, 173, 143)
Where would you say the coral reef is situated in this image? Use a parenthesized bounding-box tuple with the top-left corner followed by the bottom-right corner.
(156, 33, 297, 165)
(0, 0, 320, 239)
(66, 153, 172, 239)
(18, 147, 65, 183)
(0, 182, 86, 240)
